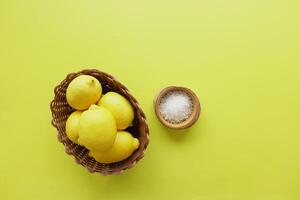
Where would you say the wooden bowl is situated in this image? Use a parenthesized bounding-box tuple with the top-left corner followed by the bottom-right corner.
(50, 69, 149, 175)
(154, 86, 201, 129)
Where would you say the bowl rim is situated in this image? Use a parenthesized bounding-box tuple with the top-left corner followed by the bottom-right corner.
(154, 86, 201, 129)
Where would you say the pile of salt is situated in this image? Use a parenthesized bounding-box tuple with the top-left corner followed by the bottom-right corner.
(159, 91, 193, 124)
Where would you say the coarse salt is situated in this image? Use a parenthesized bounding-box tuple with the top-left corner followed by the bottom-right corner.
(159, 91, 193, 124)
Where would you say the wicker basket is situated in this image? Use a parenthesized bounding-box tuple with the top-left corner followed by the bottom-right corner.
(50, 69, 149, 175)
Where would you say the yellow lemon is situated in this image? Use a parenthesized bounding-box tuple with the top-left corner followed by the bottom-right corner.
(65, 111, 82, 144)
(89, 131, 139, 164)
(78, 105, 117, 152)
(66, 75, 102, 110)
(98, 92, 134, 130)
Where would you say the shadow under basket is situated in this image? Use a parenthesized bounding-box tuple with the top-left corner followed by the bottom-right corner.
(50, 69, 149, 175)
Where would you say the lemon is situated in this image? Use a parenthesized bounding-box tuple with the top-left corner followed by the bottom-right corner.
(65, 111, 82, 144)
(98, 92, 134, 130)
(89, 131, 139, 164)
(78, 105, 117, 152)
(66, 75, 102, 110)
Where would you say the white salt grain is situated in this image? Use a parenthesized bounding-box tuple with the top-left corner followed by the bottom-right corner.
(159, 91, 193, 124)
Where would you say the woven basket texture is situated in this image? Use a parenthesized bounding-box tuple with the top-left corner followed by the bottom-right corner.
(50, 69, 149, 175)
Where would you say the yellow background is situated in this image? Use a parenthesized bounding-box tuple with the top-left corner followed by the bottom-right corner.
(1, 0, 300, 199)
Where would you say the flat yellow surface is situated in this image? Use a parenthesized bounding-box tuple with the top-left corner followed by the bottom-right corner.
(1, 0, 300, 199)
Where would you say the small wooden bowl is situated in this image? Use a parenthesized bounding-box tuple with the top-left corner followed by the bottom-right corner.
(154, 86, 201, 129)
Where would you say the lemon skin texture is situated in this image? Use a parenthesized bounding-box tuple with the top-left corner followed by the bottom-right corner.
(65, 111, 82, 144)
(90, 131, 139, 164)
(66, 75, 102, 110)
(98, 92, 134, 130)
(78, 105, 117, 152)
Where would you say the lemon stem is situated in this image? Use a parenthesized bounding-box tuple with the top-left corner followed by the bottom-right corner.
(89, 79, 95, 86)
